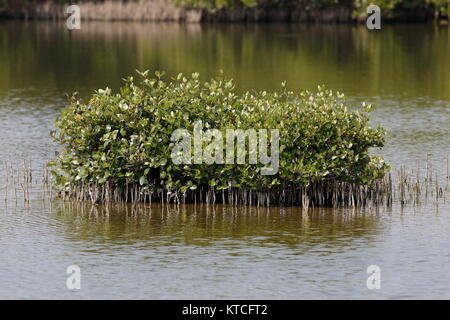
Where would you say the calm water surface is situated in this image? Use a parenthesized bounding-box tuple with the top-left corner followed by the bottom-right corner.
(0, 21, 449, 299)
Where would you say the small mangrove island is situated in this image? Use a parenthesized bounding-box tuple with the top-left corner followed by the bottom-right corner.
(50, 72, 391, 207)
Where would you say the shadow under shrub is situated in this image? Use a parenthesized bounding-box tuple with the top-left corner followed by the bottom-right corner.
(50, 71, 391, 207)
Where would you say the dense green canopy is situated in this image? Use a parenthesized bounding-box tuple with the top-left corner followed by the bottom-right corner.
(50, 72, 389, 205)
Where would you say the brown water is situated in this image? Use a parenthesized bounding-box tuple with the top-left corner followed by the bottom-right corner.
(0, 21, 449, 299)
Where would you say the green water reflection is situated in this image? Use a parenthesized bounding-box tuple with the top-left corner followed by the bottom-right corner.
(0, 21, 449, 100)
(53, 202, 385, 250)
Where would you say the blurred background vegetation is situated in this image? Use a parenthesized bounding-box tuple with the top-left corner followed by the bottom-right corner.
(0, 0, 448, 17)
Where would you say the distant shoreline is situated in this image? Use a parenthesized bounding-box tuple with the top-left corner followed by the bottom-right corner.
(0, 0, 448, 24)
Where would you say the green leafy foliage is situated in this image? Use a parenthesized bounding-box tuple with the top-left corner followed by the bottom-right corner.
(51, 71, 389, 200)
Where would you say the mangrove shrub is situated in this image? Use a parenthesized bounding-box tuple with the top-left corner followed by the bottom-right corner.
(50, 71, 390, 206)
